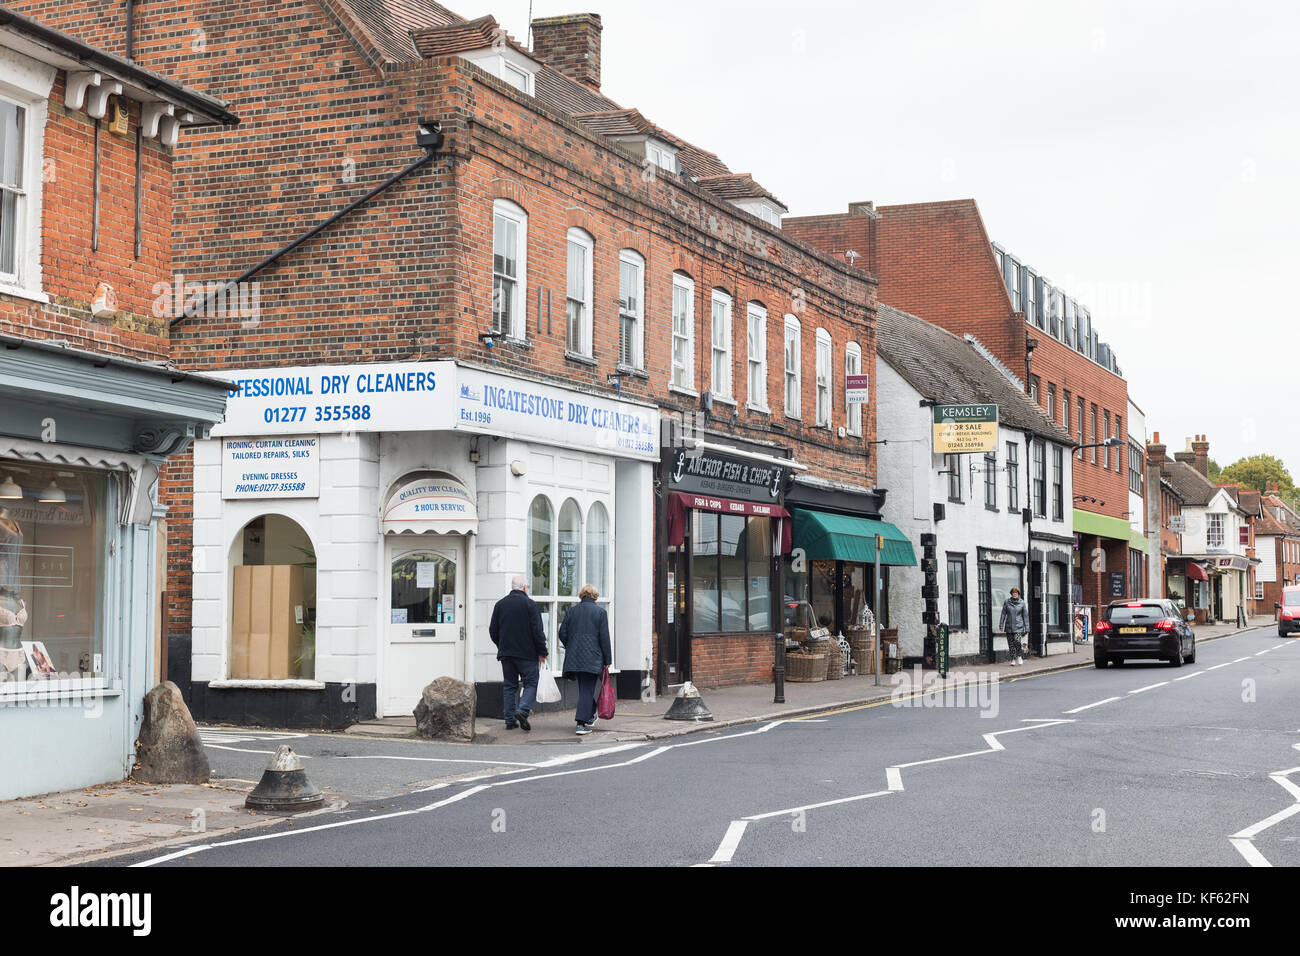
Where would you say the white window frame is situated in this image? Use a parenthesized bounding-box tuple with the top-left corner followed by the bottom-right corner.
(670, 272, 696, 394)
(565, 227, 593, 357)
(784, 315, 801, 419)
(617, 249, 645, 370)
(815, 327, 832, 428)
(491, 199, 527, 340)
(710, 289, 733, 403)
(0, 58, 54, 302)
(646, 139, 678, 174)
(845, 342, 863, 436)
(746, 302, 768, 412)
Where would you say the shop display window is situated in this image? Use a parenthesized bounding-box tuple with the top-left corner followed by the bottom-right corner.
(691, 511, 771, 634)
(0, 464, 106, 687)
(528, 494, 612, 668)
(227, 514, 316, 680)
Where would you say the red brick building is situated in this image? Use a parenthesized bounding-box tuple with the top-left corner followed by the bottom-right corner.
(0, 8, 236, 797)
(1144, 433, 1187, 601)
(787, 198, 1141, 639)
(13, 2, 887, 721)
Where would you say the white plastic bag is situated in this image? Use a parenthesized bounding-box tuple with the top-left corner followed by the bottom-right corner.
(536, 665, 562, 704)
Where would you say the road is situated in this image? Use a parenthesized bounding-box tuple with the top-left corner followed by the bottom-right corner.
(111, 626, 1300, 867)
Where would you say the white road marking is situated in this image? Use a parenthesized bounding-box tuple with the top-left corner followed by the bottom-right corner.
(1255, 649, 1274, 656)
(1128, 682, 1169, 694)
(886, 768, 904, 792)
(1273, 643, 1288, 649)
(708, 821, 750, 863)
(743, 790, 893, 822)
(1230, 838, 1272, 867)
(337, 754, 538, 767)
(1228, 764, 1300, 866)
(1174, 672, 1205, 682)
(132, 784, 490, 867)
(1065, 697, 1121, 714)
(1205, 663, 1232, 671)
(1232, 657, 1251, 663)
(532, 744, 643, 768)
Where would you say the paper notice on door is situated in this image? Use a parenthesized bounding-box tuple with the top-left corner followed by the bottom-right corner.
(391, 608, 408, 624)
(416, 562, 438, 589)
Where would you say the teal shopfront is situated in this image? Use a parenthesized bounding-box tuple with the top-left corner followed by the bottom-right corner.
(0, 337, 228, 800)
(786, 502, 917, 636)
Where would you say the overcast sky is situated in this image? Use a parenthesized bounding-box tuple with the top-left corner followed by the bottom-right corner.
(485, 0, 1299, 475)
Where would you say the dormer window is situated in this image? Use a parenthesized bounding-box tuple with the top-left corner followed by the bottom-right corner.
(646, 139, 677, 173)
(502, 61, 530, 93)
(458, 48, 539, 96)
(730, 198, 784, 228)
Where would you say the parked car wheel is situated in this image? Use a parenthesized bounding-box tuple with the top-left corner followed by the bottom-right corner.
(1169, 641, 1184, 667)
(1094, 655, 1108, 669)
(1186, 639, 1196, 664)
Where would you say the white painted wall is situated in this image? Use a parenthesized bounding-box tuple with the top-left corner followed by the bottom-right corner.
(1258, 535, 1278, 583)
(1127, 399, 1146, 536)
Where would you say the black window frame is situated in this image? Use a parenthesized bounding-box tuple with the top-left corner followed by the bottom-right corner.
(1033, 440, 1047, 519)
(1006, 441, 1020, 512)
(690, 511, 773, 635)
(946, 453, 963, 503)
(1052, 445, 1064, 521)
(984, 452, 997, 510)
(946, 553, 968, 630)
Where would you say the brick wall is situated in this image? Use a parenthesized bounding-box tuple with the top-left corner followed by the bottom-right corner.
(0, 75, 173, 361)
(691, 633, 777, 688)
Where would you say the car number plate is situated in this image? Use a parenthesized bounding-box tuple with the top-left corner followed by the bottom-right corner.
(1119, 626, 1145, 634)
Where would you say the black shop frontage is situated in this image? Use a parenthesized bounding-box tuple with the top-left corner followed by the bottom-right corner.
(655, 442, 794, 688)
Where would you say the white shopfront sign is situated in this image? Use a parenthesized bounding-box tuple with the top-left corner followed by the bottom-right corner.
(212, 361, 659, 462)
(221, 436, 320, 499)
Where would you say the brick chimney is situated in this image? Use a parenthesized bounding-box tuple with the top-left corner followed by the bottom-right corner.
(1173, 434, 1209, 476)
(1146, 431, 1168, 473)
(531, 13, 602, 90)
(1191, 434, 1210, 477)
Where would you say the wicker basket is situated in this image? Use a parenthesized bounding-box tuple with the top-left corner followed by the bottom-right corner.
(825, 638, 845, 680)
(786, 650, 826, 682)
(848, 630, 875, 675)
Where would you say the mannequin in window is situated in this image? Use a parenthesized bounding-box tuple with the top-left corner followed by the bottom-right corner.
(0, 508, 27, 646)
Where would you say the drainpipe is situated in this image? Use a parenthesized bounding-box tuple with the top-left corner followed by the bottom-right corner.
(125, 0, 135, 60)
(171, 131, 444, 327)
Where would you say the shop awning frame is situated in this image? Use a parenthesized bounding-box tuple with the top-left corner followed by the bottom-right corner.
(791, 508, 918, 566)
(666, 491, 792, 552)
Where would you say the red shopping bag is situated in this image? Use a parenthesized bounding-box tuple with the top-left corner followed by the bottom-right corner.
(596, 666, 616, 720)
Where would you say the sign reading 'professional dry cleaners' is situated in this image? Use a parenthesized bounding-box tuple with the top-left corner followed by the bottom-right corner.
(933, 403, 999, 455)
(667, 446, 788, 503)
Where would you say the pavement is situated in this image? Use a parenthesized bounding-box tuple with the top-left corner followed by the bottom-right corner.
(0, 616, 1270, 866)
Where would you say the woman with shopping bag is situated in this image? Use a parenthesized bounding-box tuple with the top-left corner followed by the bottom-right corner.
(558, 584, 612, 735)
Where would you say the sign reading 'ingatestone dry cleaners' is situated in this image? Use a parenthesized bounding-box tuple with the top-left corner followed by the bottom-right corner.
(932, 404, 999, 455)
(666, 446, 787, 503)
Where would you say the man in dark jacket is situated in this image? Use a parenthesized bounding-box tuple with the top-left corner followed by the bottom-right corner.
(489, 575, 548, 731)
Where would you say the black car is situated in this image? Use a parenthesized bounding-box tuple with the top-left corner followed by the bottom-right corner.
(1094, 599, 1196, 668)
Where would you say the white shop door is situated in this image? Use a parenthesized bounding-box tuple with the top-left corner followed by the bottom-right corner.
(384, 538, 465, 717)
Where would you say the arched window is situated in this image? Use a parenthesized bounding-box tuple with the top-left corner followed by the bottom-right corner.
(845, 341, 863, 436)
(671, 272, 696, 391)
(815, 327, 832, 427)
(492, 199, 527, 339)
(557, 499, 582, 599)
(585, 502, 610, 596)
(783, 315, 801, 418)
(565, 228, 593, 357)
(228, 514, 316, 680)
(618, 250, 645, 369)
(528, 495, 553, 596)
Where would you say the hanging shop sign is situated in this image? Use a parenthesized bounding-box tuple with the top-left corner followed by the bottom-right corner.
(665, 446, 787, 503)
(932, 404, 999, 455)
(845, 374, 871, 406)
(221, 436, 320, 499)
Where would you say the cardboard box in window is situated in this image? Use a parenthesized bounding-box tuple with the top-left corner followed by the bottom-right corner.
(231, 565, 304, 679)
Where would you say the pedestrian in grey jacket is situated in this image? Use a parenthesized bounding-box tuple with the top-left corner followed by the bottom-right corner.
(999, 587, 1029, 666)
(559, 584, 611, 735)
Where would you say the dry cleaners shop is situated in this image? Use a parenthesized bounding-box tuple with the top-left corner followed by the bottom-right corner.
(179, 361, 658, 728)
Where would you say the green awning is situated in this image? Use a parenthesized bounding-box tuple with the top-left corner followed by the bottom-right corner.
(1129, 529, 1149, 555)
(1073, 508, 1136, 543)
(792, 508, 918, 566)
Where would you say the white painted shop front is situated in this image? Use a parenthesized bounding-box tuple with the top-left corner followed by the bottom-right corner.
(186, 361, 657, 725)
